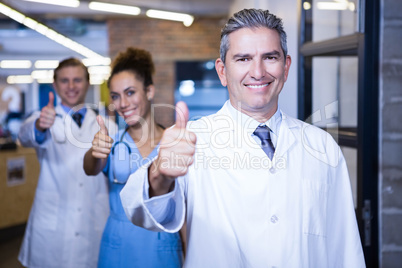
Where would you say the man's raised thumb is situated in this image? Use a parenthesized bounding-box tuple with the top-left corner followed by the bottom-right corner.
(175, 101, 189, 129)
(96, 115, 108, 135)
(48, 91, 55, 108)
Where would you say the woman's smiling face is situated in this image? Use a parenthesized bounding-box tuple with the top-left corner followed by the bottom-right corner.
(109, 71, 153, 127)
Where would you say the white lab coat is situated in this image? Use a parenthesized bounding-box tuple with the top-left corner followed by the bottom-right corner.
(18, 106, 114, 268)
(121, 101, 366, 268)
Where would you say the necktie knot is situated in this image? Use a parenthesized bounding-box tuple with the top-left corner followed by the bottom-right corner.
(72, 113, 82, 127)
(253, 125, 275, 160)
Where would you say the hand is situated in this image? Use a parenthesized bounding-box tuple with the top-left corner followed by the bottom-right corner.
(153, 101, 197, 179)
(36, 91, 56, 132)
(91, 115, 114, 159)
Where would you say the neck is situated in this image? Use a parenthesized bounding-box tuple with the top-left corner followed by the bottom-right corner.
(127, 117, 164, 146)
(230, 101, 278, 123)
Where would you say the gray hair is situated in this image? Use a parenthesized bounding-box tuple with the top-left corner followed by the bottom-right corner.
(220, 9, 288, 64)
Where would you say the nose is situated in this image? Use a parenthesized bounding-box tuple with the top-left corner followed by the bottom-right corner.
(68, 80, 75, 89)
(120, 95, 129, 108)
(249, 59, 265, 80)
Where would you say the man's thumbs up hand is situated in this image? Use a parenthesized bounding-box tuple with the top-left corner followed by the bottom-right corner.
(36, 91, 56, 132)
(149, 102, 196, 196)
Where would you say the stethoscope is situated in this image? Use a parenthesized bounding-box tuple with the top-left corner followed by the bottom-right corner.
(111, 127, 132, 184)
(111, 124, 165, 184)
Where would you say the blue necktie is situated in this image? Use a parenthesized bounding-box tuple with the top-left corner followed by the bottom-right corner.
(72, 113, 82, 127)
(253, 125, 275, 160)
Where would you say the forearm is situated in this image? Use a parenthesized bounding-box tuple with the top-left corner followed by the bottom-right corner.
(148, 162, 175, 197)
(83, 148, 107, 176)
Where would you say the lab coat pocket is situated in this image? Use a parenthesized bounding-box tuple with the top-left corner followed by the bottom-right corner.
(31, 190, 59, 231)
(302, 180, 328, 237)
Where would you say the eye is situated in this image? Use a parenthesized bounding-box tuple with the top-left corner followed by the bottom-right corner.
(264, 55, 279, 61)
(237, 57, 250, 62)
(110, 94, 119, 101)
(126, 90, 135, 96)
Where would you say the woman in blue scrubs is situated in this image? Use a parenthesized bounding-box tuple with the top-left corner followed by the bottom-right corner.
(84, 47, 183, 267)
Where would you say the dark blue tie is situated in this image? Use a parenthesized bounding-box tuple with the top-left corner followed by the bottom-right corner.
(253, 125, 275, 160)
(72, 113, 82, 127)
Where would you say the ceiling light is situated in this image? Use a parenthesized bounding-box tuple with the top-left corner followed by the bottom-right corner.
(37, 78, 54, 84)
(0, 60, 32, 69)
(31, 70, 54, 80)
(21, 0, 80, 8)
(179, 80, 195, 97)
(82, 57, 111, 66)
(0, 3, 105, 59)
(303, 2, 312, 10)
(88, 2, 140, 15)
(317, 2, 349, 10)
(7, 75, 34, 84)
(34, 60, 60, 69)
(146, 9, 194, 27)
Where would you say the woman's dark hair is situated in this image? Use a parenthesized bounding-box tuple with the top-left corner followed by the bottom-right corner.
(108, 47, 155, 89)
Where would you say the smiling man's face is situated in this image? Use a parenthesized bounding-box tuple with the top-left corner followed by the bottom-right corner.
(215, 27, 291, 122)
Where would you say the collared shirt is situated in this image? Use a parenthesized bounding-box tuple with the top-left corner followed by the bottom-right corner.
(225, 101, 282, 148)
(120, 100, 365, 268)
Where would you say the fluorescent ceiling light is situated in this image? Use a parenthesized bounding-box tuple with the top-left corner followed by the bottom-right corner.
(317, 2, 349, 10)
(0, 3, 104, 59)
(31, 70, 54, 80)
(0, 60, 32, 69)
(21, 0, 80, 8)
(88, 2, 140, 15)
(7, 75, 34, 84)
(146, 9, 194, 27)
(37, 78, 55, 84)
(35, 60, 60, 69)
(88, 66, 111, 75)
(82, 57, 111, 66)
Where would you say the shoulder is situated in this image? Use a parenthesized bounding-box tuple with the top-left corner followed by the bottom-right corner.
(282, 112, 342, 164)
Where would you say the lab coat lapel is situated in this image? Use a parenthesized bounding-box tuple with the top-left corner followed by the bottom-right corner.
(274, 112, 297, 159)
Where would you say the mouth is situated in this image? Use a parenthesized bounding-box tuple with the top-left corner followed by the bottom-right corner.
(244, 82, 272, 89)
(122, 109, 136, 119)
(66, 91, 78, 98)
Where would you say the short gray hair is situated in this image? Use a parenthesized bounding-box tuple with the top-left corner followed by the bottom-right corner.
(220, 9, 288, 64)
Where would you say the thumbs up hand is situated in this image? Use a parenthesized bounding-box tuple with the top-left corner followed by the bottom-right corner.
(36, 91, 57, 132)
(91, 115, 114, 159)
(149, 102, 197, 196)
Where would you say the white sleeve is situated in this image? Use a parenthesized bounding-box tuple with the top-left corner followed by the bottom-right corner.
(120, 163, 186, 233)
(18, 112, 51, 148)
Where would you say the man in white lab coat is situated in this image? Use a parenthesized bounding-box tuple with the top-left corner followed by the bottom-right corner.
(18, 58, 115, 268)
(120, 9, 366, 267)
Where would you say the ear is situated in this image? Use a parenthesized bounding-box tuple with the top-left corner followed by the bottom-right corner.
(146, 85, 155, 101)
(215, 58, 227, 87)
(283, 55, 292, 82)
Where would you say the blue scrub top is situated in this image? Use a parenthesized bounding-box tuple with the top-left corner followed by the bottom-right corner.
(99, 129, 183, 268)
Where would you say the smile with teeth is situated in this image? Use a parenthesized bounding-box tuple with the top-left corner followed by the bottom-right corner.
(246, 82, 271, 88)
(123, 110, 136, 118)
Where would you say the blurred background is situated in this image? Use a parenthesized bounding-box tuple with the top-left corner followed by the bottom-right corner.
(0, 0, 401, 267)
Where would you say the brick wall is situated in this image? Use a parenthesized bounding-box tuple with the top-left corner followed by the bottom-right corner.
(380, 0, 402, 266)
(107, 17, 226, 127)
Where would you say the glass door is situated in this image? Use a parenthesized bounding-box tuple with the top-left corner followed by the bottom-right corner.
(298, 0, 379, 266)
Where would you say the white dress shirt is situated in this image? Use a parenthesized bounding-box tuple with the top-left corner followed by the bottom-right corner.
(121, 100, 365, 268)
